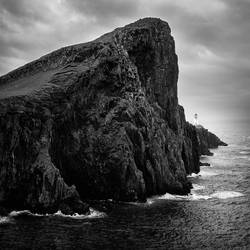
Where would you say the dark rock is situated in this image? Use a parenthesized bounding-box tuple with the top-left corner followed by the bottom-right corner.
(0, 206, 8, 216)
(199, 162, 211, 167)
(0, 110, 89, 214)
(196, 125, 227, 156)
(0, 18, 226, 213)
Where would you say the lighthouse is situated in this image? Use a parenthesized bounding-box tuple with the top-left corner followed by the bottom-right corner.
(194, 113, 198, 126)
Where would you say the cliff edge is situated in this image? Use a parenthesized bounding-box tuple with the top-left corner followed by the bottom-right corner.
(0, 18, 226, 214)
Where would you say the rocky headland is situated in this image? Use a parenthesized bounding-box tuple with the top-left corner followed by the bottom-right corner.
(0, 18, 227, 215)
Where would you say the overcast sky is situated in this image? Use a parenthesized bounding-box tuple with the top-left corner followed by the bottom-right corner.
(0, 0, 249, 132)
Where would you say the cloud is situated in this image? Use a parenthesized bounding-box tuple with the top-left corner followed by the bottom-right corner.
(0, 0, 116, 74)
(63, 0, 139, 25)
(144, 0, 250, 126)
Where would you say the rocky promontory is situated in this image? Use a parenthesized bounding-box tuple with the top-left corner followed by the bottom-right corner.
(196, 125, 227, 156)
(0, 18, 226, 214)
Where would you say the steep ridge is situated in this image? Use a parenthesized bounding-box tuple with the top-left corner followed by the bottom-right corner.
(0, 18, 226, 214)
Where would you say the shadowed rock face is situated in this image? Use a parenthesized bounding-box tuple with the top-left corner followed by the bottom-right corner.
(196, 126, 228, 156)
(0, 18, 226, 213)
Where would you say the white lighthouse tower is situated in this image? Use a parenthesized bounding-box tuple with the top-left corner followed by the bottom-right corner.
(194, 113, 198, 126)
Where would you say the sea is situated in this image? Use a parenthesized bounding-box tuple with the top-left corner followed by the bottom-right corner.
(0, 125, 249, 249)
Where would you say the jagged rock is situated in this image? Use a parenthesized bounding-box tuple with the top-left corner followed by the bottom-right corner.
(0, 18, 226, 213)
(196, 126, 227, 156)
(199, 162, 211, 167)
(0, 105, 89, 214)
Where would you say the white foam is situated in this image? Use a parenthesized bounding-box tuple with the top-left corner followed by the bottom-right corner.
(157, 193, 183, 200)
(146, 199, 154, 205)
(187, 173, 201, 178)
(8, 208, 106, 220)
(124, 200, 153, 207)
(149, 189, 244, 202)
(189, 193, 211, 200)
(239, 151, 250, 155)
(149, 192, 211, 202)
(188, 171, 219, 178)
(192, 184, 205, 191)
(0, 216, 11, 224)
(237, 155, 250, 159)
(210, 191, 244, 199)
(198, 170, 219, 177)
(53, 208, 106, 219)
(9, 210, 32, 217)
(88, 208, 106, 218)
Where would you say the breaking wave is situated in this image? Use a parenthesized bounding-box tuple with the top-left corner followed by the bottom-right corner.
(53, 208, 106, 219)
(210, 191, 244, 199)
(9, 210, 40, 217)
(188, 170, 219, 178)
(192, 184, 205, 191)
(157, 192, 211, 201)
(187, 173, 201, 178)
(147, 192, 211, 203)
(8, 208, 106, 220)
(148, 189, 244, 203)
(0, 216, 11, 224)
(198, 170, 219, 177)
(239, 151, 250, 155)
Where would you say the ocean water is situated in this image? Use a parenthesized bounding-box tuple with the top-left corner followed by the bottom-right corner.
(0, 127, 250, 249)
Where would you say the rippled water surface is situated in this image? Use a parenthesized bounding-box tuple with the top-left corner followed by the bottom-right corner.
(0, 128, 250, 249)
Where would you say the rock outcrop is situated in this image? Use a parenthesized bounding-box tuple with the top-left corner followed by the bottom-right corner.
(196, 125, 227, 156)
(0, 18, 226, 214)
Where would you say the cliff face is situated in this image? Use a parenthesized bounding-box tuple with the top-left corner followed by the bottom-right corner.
(196, 126, 227, 156)
(0, 101, 89, 214)
(0, 18, 226, 214)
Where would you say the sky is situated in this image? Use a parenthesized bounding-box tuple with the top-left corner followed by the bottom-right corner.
(0, 0, 250, 132)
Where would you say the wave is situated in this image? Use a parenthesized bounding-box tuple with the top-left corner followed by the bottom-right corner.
(210, 191, 244, 199)
(159, 193, 211, 201)
(0, 216, 11, 224)
(147, 189, 244, 203)
(9, 210, 42, 217)
(189, 193, 211, 200)
(147, 192, 211, 203)
(198, 170, 219, 177)
(236, 155, 250, 160)
(121, 200, 155, 206)
(187, 173, 201, 178)
(146, 199, 154, 205)
(8, 208, 106, 220)
(192, 184, 205, 191)
(53, 208, 106, 219)
(125, 201, 148, 206)
(239, 151, 250, 155)
(187, 171, 218, 178)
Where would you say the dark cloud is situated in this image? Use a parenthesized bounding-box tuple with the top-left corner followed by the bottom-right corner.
(0, 0, 249, 130)
(64, 0, 138, 25)
(0, 0, 52, 26)
(147, 0, 250, 127)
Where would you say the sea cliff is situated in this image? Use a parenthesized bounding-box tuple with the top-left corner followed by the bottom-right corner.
(0, 18, 226, 214)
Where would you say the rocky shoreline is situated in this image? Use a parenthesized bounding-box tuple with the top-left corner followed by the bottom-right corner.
(0, 18, 226, 215)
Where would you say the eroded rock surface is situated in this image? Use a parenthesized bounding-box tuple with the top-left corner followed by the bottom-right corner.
(196, 126, 227, 156)
(0, 18, 226, 213)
